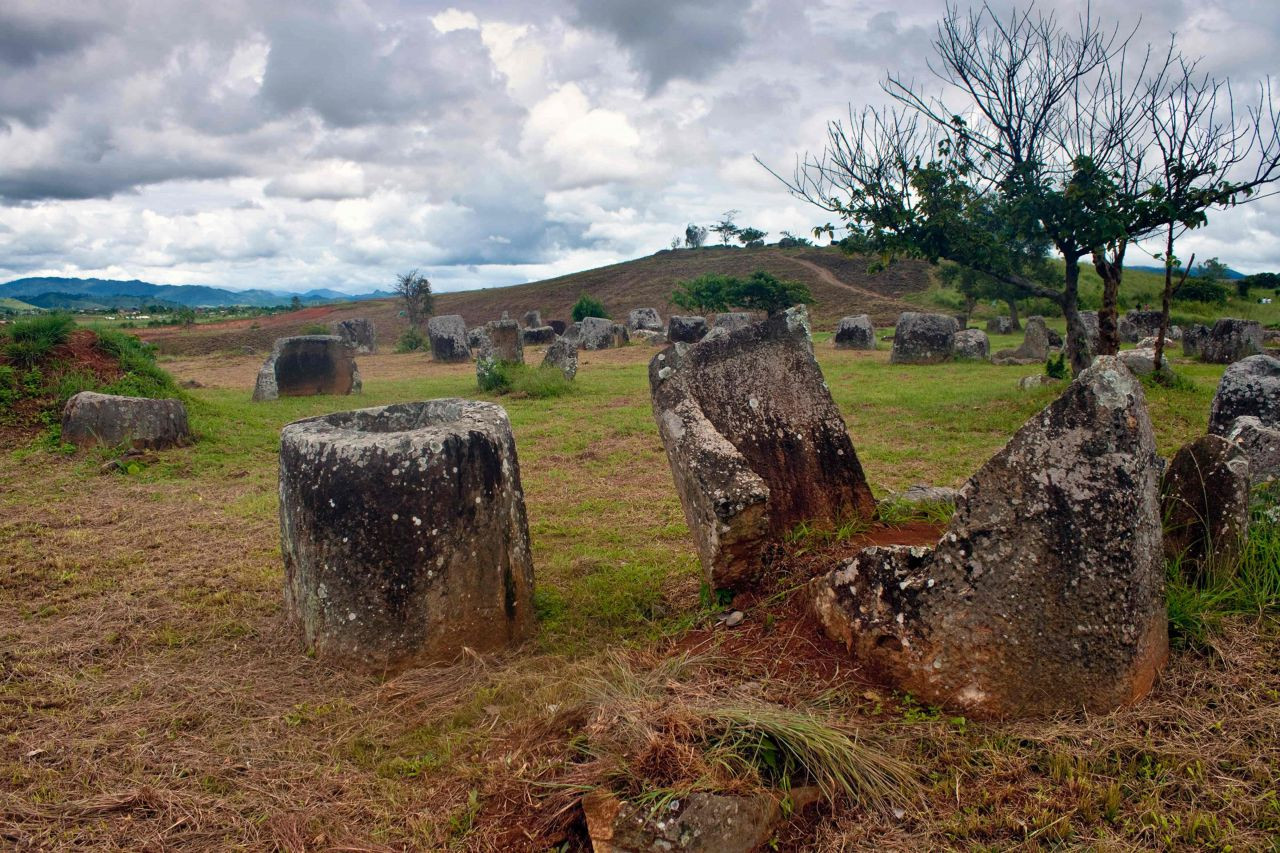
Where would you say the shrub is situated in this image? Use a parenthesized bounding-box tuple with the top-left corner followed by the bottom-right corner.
(671, 274, 734, 314)
(395, 328, 427, 353)
(476, 357, 513, 393)
(1045, 352, 1067, 379)
(572, 294, 609, 322)
(94, 330, 181, 400)
(1176, 279, 1229, 305)
(671, 271, 814, 316)
(3, 313, 75, 366)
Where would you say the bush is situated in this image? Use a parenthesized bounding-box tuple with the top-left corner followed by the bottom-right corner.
(1045, 352, 1067, 379)
(395, 328, 427, 353)
(1176, 279, 1229, 305)
(476, 357, 513, 393)
(671, 274, 734, 313)
(670, 271, 814, 316)
(3, 313, 75, 366)
(572, 294, 609, 322)
(93, 330, 181, 401)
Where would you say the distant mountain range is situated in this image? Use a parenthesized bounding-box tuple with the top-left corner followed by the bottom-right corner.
(1127, 264, 1246, 279)
(0, 277, 392, 310)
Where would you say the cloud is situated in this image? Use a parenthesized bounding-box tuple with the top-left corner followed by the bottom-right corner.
(521, 84, 645, 188)
(264, 161, 367, 200)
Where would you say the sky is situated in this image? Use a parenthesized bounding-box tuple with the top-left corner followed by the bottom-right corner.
(0, 0, 1278, 294)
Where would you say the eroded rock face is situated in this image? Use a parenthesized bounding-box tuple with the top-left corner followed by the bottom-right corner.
(952, 328, 990, 360)
(521, 326, 557, 346)
(1228, 416, 1280, 485)
(1161, 435, 1250, 582)
(668, 315, 709, 343)
(650, 307, 876, 588)
(712, 312, 753, 333)
(834, 315, 876, 350)
(1200, 318, 1263, 364)
(1208, 354, 1280, 436)
(810, 357, 1167, 718)
(542, 337, 578, 380)
(279, 400, 535, 672)
(330, 317, 376, 353)
(253, 336, 361, 402)
(484, 318, 524, 364)
(993, 316, 1050, 365)
(627, 307, 663, 332)
(428, 315, 472, 363)
(522, 310, 542, 329)
(890, 312, 959, 365)
(986, 316, 1013, 334)
(580, 316, 620, 350)
(61, 391, 191, 450)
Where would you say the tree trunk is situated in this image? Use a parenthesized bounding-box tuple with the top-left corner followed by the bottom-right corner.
(1092, 242, 1126, 356)
(1063, 256, 1090, 376)
(1153, 226, 1184, 377)
(1005, 297, 1021, 331)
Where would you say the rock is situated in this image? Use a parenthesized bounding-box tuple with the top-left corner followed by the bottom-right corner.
(631, 329, 666, 345)
(1182, 324, 1210, 358)
(894, 484, 960, 506)
(61, 391, 191, 450)
(279, 400, 535, 672)
(1200, 318, 1263, 364)
(180, 379, 204, 389)
(986, 316, 1013, 334)
(1161, 435, 1251, 582)
(1077, 310, 1101, 360)
(1018, 374, 1060, 390)
(951, 328, 990, 360)
(522, 310, 542, 329)
(712, 312, 753, 333)
(467, 326, 487, 352)
(548, 320, 567, 336)
(253, 335, 361, 402)
(650, 307, 876, 588)
(1041, 321, 1063, 349)
(541, 337, 578, 380)
(834, 315, 876, 350)
(890, 312, 959, 365)
(1118, 348, 1168, 375)
(520, 326, 557, 346)
(627, 308, 663, 332)
(1227, 416, 1280, 485)
(427, 315, 472, 363)
(563, 322, 582, 344)
(483, 318, 524, 364)
(668, 315, 709, 343)
(613, 323, 631, 346)
(1119, 310, 1164, 343)
(582, 788, 818, 853)
(1207, 354, 1280, 436)
(720, 609, 745, 627)
(993, 316, 1050, 363)
(810, 356, 1167, 718)
(329, 317, 376, 353)
(954, 313, 970, 329)
(579, 316, 621, 350)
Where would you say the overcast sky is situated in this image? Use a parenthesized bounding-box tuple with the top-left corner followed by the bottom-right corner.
(1, 1, 1277, 293)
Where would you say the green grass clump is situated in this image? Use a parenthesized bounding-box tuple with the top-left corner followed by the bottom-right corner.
(300, 323, 330, 335)
(93, 329, 182, 401)
(396, 328, 427, 353)
(478, 362, 573, 399)
(2, 313, 75, 366)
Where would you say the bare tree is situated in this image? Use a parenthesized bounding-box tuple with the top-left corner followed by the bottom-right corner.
(395, 269, 433, 329)
(709, 210, 740, 246)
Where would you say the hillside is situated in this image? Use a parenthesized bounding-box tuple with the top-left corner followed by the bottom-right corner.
(138, 246, 934, 355)
(0, 276, 390, 310)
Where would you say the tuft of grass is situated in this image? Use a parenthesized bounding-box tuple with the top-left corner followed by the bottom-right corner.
(876, 497, 956, 526)
(2, 313, 75, 366)
(395, 327, 427, 353)
(478, 362, 574, 399)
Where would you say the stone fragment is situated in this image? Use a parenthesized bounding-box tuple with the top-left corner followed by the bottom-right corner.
(329, 317, 376, 353)
(1182, 324, 1210, 358)
(1208, 354, 1280, 436)
(1118, 348, 1168, 375)
(522, 310, 542, 329)
(993, 316, 1050, 364)
(427, 315, 472, 363)
(986, 316, 1013, 334)
(483, 318, 524, 364)
(61, 391, 191, 450)
(667, 315, 709, 343)
(834, 315, 876, 350)
(1161, 435, 1251, 582)
(650, 307, 876, 587)
(712, 312, 753, 333)
(253, 335, 361, 402)
(890, 312, 959, 365)
(520, 326, 557, 346)
(279, 400, 534, 672)
(1200, 318, 1263, 364)
(541, 337, 578, 380)
(626, 307, 663, 332)
(951, 328, 990, 360)
(810, 356, 1167, 718)
(1227, 416, 1280, 485)
(579, 316, 621, 350)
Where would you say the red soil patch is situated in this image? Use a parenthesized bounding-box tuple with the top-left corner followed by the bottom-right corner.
(0, 330, 125, 448)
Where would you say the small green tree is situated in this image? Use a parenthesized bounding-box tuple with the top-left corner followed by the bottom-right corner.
(729, 271, 813, 315)
(777, 230, 812, 248)
(1242, 271, 1280, 298)
(571, 293, 609, 321)
(395, 269, 434, 329)
(684, 223, 708, 248)
(289, 295, 302, 311)
(709, 210, 740, 246)
(176, 307, 197, 329)
(671, 274, 735, 313)
(736, 227, 767, 247)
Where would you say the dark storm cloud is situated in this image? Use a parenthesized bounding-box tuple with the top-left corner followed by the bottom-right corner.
(0, 155, 242, 203)
(0, 11, 101, 68)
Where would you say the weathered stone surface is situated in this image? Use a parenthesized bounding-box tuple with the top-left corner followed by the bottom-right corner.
(810, 357, 1167, 717)
(580, 316, 621, 350)
(834, 315, 876, 350)
(890, 312, 959, 365)
(1161, 435, 1250, 582)
(1118, 347, 1168, 375)
(894, 484, 960, 506)
(253, 336, 361, 402)
(467, 326, 487, 352)
(712, 312, 753, 333)
(668, 315, 709, 343)
(1183, 324, 1210, 358)
(1200, 318, 1263, 364)
(1208, 354, 1280, 436)
(520, 326, 557, 346)
(627, 307, 663, 332)
(993, 316, 1050, 364)
(427, 315, 472, 363)
(1119, 310, 1164, 343)
(1041, 318, 1063, 349)
(329, 317, 376, 353)
(1018, 374, 1060, 390)
(548, 319, 567, 336)
(61, 391, 191, 450)
(650, 307, 876, 587)
(986, 316, 1013, 334)
(563, 322, 582, 343)
(613, 323, 631, 346)
(952, 328, 990, 360)
(522, 310, 542, 329)
(631, 329, 666, 345)
(484, 318, 524, 364)
(1227, 416, 1280, 485)
(541, 337, 578, 380)
(279, 400, 535, 672)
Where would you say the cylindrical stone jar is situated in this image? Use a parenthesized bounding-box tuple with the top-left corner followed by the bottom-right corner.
(279, 399, 535, 672)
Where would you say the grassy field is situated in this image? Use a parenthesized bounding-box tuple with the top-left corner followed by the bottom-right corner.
(2, 334, 1278, 850)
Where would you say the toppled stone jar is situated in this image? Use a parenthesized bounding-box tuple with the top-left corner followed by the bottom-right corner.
(810, 356, 1167, 718)
(279, 399, 535, 672)
(649, 306, 876, 588)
